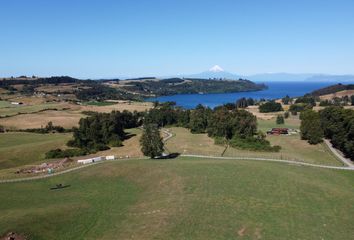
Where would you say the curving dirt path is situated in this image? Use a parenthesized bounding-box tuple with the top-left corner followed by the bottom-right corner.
(323, 139, 354, 168)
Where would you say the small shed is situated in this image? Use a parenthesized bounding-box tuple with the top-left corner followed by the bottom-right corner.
(77, 158, 94, 164)
(106, 155, 115, 160)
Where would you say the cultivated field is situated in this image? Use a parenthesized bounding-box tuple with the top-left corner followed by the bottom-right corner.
(1, 157, 353, 239)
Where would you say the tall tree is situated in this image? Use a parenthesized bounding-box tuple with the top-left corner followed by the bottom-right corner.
(140, 124, 164, 158)
(236, 97, 248, 108)
(282, 95, 292, 104)
(300, 110, 324, 144)
(276, 115, 285, 124)
(189, 104, 210, 133)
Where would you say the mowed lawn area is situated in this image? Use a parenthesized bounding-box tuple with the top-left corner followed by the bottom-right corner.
(1, 157, 353, 239)
(0, 132, 72, 169)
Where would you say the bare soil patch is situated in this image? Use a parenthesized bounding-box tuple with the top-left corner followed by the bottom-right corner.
(0, 232, 27, 240)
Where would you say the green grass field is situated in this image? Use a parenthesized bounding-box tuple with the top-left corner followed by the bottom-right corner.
(0, 100, 13, 108)
(84, 101, 117, 106)
(0, 132, 72, 169)
(0, 102, 65, 117)
(257, 115, 300, 132)
(1, 157, 353, 239)
(166, 127, 342, 166)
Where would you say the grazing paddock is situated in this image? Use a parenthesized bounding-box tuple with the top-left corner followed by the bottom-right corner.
(72, 128, 144, 161)
(223, 134, 342, 166)
(0, 132, 71, 169)
(257, 115, 300, 132)
(0, 157, 353, 239)
(77, 101, 152, 113)
(164, 127, 225, 156)
(246, 105, 283, 120)
(0, 128, 142, 180)
(0, 102, 69, 117)
(0, 110, 85, 129)
(35, 83, 80, 93)
(0, 100, 13, 108)
(166, 124, 342, 166)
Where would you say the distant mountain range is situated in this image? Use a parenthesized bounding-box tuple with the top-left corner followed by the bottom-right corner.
(179, 65, 354, 82)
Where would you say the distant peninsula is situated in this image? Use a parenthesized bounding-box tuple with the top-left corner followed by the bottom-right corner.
(0, 76, 267, 101)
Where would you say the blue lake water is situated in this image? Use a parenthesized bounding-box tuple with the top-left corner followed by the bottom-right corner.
(146, 81, 343, 109)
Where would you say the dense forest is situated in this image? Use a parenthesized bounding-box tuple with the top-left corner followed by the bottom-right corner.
(121, 78, 266, 97)
(300, 106, 354, 161)
(68, 110, 141, 151)
(0, 76, 86, 87)
(74, 84, 141, 101)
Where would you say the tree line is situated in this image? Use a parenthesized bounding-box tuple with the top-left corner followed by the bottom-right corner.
(300, 106, 354, 161)
(46, 100, 281, 159)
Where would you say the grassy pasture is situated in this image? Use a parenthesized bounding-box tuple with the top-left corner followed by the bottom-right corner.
(0, 128, 142, 180)
(0, 100, 13, 108)
(164, 127, 226, 156)
(71, 128, 144, 161)
(257, 115, 300, 132)
(0, 132, 72, 170)
(84, 101, 117, 106)
(0, 101, 151, 129)
(0, 157, 353, 239)
(0, 102, 68, 118)
(0, 110, 85, 129)
(166, 125, 342, 166)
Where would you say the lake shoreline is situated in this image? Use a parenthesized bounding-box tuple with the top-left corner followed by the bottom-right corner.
(145, 81, 348, 109)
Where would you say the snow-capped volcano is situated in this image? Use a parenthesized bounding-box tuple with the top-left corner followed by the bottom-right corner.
(183, 65, 241, 80)
(209, 65, 224, 72)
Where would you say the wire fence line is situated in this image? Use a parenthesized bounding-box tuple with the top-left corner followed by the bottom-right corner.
(1, 130, 353, 184)
(180, 154, 354, 171)
(0, 157, 147, 184)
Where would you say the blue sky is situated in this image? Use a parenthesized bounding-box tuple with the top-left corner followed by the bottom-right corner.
(1, 0, 354, 78)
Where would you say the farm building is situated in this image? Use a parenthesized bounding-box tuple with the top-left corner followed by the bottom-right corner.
(77, 157, 104, 164)
(105, 155, 115, 160)
(267, 128, 289, 135)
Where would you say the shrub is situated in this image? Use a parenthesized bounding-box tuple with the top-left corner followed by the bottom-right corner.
(229, 136, 281, 152)
(259, 101, 283, 113)
(45, 148, 88, 159)
(289, 103, 313, 113)
(284, 111, 289, 119)
(109, 139, 123, 147)
(276, 115, 285, 124)
(214, 136, 227, 145)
